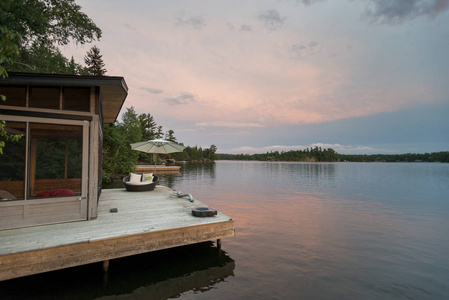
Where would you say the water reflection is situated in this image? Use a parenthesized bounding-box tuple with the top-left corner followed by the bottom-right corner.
(158, 162, 216, 190)
(4, 161, 448, 299)
(0, 242, 235, 300)
(102, 163, 217, 190)
(158, 161, 449, 299)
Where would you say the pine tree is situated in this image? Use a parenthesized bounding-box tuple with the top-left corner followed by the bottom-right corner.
(165, 130, 176, 142)
(138, 113, 157, 141)
(84, 45, 107, 76)
(155, 126, 164, 139)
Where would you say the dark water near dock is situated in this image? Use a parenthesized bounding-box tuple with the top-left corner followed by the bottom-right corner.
(1, 161, 449, 299)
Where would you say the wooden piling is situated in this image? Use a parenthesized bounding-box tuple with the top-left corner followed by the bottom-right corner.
(102, 260, 110, 272)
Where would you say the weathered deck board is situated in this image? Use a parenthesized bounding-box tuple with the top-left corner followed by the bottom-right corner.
(0, 186, 234, 281)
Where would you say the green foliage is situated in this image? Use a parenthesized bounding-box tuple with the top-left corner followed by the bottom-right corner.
(35, 138, 82, 179)
(217, 147, 338, 162)
(68, 56, 87, 75)
(137, 113, 157, 141)
(177, 145, 217, 162)
(0, 129, 25, 180)
(156, 126, 163, 139)
(338, 152, 449, 163)
(0, 0, 101, 47)
(136, 113, 158, 163)
(6, 40, 85, 74)
(1, 0, 99, 153)
(101, 107, 217, 182)
(1, 0, 101, 74)
(84, 45, 106, 75)
(0, 120, 23, 155)
(165, 130, 176, 142)
(0, 26, 20, 78)
(217, 149, 449, 163)
(102, 107, 142, 183)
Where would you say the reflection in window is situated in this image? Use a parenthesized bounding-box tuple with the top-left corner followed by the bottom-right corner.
(29, 123, 82, 198)
(0, 122, 26, 200)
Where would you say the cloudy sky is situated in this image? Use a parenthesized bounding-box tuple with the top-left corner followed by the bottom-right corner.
(63, 0, 449, 154)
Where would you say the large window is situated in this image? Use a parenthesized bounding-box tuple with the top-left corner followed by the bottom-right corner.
(0, 122, 26, 200)
(29, 123, 83, 198)
(0, 119, 85, 200)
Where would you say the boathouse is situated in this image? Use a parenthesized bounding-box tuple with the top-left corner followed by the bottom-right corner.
(0, 72, 128, 230)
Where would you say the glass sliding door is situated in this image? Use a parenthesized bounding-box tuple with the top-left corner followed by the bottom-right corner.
(0, 116, 89, 230)
(29, 123, 83, 198)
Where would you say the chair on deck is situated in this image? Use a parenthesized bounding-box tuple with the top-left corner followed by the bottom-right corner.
(123, 172, 159, 192)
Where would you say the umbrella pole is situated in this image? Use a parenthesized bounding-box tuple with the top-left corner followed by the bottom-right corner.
(154, 153, 157, 174)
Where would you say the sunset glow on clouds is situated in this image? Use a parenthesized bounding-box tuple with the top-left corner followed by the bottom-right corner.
(64, 0, 449, 154)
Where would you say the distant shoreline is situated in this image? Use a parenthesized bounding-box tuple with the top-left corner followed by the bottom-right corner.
(216, 150, 449, 163)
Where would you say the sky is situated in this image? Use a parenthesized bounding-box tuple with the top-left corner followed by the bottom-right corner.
(63, 0, 449, 154)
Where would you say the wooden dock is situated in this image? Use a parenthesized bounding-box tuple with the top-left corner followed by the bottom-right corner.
(135, 165, 181, 173)
(0, 186, 234, 281)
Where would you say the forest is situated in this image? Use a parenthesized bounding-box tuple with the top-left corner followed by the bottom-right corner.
(218, 147, 338, 162)
(217, 148, 449, 163)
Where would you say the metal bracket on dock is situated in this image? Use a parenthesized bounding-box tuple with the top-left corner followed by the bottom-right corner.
(177, 191, 194, 202)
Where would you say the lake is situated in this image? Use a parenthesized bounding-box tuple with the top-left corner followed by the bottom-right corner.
(1, 161, 449, 299)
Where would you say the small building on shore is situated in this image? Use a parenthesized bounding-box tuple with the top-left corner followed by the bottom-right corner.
(0, 73, 234, 281)
(0, 72, 128, 230)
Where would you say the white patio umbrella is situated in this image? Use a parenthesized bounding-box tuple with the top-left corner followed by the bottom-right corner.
(130, 139, 185, 173)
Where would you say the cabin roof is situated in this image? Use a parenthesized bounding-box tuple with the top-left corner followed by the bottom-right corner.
(2, 72, 128, 123)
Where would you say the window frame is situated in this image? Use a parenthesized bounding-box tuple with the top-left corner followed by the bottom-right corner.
(0, 115, 89, 202)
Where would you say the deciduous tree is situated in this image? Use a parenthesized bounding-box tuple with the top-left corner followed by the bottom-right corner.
(1, 0, 101, 74)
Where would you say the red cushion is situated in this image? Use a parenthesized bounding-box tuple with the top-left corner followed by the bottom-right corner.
(36, 189, 76, 198)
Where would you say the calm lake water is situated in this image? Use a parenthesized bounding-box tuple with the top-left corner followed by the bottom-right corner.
(2, 161, 449, 299)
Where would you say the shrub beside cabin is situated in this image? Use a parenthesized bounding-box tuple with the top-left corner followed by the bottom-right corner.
(0, 72, 128, 230)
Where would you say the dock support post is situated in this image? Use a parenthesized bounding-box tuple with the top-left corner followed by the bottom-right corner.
(102, 260, 110, 286)
(217, 239, 221, 251)
(102, 260, 110, 272)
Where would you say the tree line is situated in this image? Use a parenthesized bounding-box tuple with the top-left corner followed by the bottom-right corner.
(217, 147, 339, 162)
(338, 152, 449, 163)
(102, 107, 217, 183)
(1, 0, 106, 76)
(217, 148, 449, 163)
